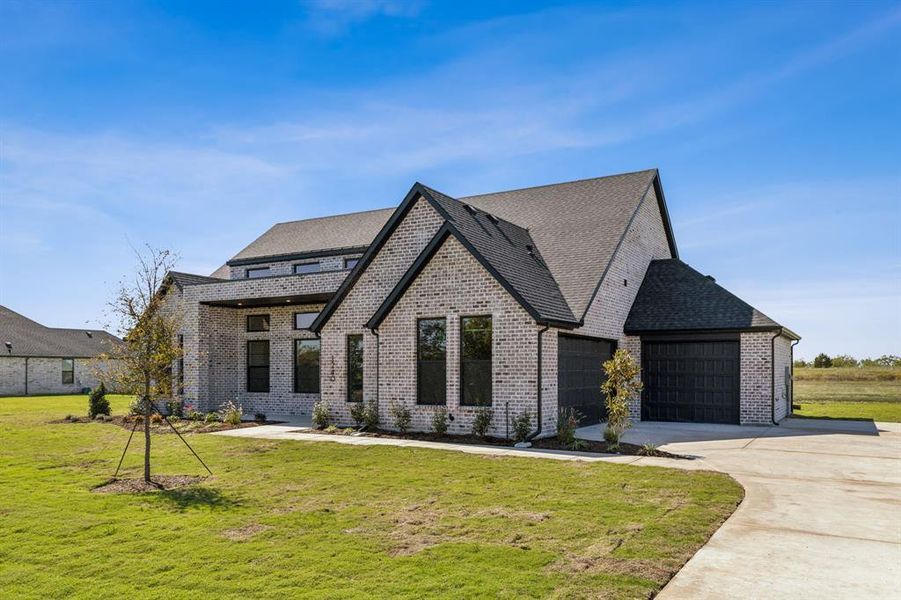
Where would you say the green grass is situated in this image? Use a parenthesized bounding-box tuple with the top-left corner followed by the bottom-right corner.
(0, 395, 742, 599)
(794, 373, 901, 422)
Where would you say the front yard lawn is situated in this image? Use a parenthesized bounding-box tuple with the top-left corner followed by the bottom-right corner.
(794, 378, 901, 422)
(0, 395, 743, 599)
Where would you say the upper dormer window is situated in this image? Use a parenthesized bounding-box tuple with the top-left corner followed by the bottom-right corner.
(294, 262, 319, 274)
(344, 258, 359, 269)
(246, 267, 269, 279)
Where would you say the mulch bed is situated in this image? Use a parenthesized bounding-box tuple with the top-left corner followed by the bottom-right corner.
(53, 415, 277, 434)
(91, 475, 206, 494)
(297, 427, 685, 458)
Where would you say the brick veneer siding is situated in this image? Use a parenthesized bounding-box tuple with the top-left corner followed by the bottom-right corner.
(740, 331, 778, 424)
(773, 334, 793, 422)
(319, 198, 445, 427)
(227, 252, 363, 280)
(377, 236, 541, 438)
(0, 356, 113, 396)
(573, 186, 672, 422)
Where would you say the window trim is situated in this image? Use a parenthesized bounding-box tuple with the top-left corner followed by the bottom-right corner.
(293, 338, 321, 394)
(246, 314, 270, 332)
(346, 334, 364, 403)
(245, 266, 270, 279)
(344, 257, 360, 270)
(61, 358, 74, 385)
(293, 311, 320, 330)
(416, 317, 447, 405)
(246, 340, 270, 393)
(459, 315, 493, 407)
(293, 261, 320, 275)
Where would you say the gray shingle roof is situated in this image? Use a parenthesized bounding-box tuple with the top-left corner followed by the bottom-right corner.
(227, 169, 672, 322)
(168, 271, 225, 289)
(625, 259, 798, 337)
(421, 185, 577, 325)
(0, 305, 122, 358)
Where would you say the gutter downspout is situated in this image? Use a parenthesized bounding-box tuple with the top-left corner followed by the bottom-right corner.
(527, 324, 550, 441)
(372, 328, 380, 411)
(790, 339, 801, 415)
(770, 329, 783, 425)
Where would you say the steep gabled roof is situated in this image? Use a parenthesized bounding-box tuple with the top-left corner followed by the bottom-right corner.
(625, 259, 799, 338)
(0, 305, 122, 358)
(367, 193, 578, 329)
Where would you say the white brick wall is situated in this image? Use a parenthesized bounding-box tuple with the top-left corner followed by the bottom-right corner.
(740, 331, 775, 424)
(773, 334, 793, 422)
(227, 252, 362, 280)
(0, 356, 113, 396)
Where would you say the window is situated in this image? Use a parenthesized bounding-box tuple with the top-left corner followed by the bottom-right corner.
(246, 267, 270, 278)
(344, 257, 360, 269)
(294, 311, 320, 330)
(417, 318, 446, 405)
(247, 340, 270, 392)
(346, 334, 364, 402)
(294, 262, 319, 274)
(461, 316, 492, 405)
(61, 358, 74, 384)
(177, 334, 184, 395)
(294, 339, 320, 393)
(246, 314, 270, 332)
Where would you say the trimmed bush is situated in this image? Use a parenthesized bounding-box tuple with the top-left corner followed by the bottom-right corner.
(349, 402, 367, 427)
(312, 401, 330, 429)
(219, 400, 243, 426)
(431, 407, 449, 436)
(87, 383, 110, 419)
(204, 411, 219, 424)
(390, 402, 412, 434)
(166, 398, 184, 418)
(512, 411, 532, 443)
(362, 400, 379, 430)
(472, 406, 492, 438)
(254, 412, 266, 423)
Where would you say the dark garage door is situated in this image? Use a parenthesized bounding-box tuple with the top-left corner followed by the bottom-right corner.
(558, 335, 615, 426)
(641, 340, 740, 424)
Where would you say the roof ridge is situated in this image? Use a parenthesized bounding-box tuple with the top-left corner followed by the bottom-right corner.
(459, 168, 658, 200)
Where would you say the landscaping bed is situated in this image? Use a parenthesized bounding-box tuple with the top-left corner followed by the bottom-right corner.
(53, 414, 279, 434)
(296, 426, 684, 458)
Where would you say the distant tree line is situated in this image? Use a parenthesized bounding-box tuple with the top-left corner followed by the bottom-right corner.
(795, 353, 901, 368)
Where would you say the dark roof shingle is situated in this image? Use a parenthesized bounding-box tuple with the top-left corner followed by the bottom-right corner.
(625, 259, 798, 337)
(0, 305, 122, 358)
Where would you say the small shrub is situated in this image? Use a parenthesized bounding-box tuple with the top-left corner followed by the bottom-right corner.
(150, 413, 163, 424)
(204, 411, 219, 424)
(603, 426, 620, 448)
(64, 414, 75, 421)
(639, 442, 659, 456)
(557, 407, 579, 448)
(87, 383, 110, 419)
(349, 402, 367, 427)
(324, 424, 339, 434)
(512, 410, 532, 443)
(128, 397, 145, 416)
(362, 400, 379, 430)
(389, 402, 412, 434)
(342, 427, 354, 435)
(168, 415, 180, 424)
(254, 412, 266, 423)
(166, 398, 184, 417)
(219, 400, 243, 426)
(472, 406, 492, 438)
(601, 349, 642, 444)
(312, 401, 330, 429)
(186, 410, 202, 421)
(431, 407, 449, 436)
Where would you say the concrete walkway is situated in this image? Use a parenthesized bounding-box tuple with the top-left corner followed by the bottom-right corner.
(213, 418, 901, 598)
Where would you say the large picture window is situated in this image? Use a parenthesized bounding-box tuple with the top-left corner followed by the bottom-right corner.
(461, 316, 492, 406)
(294, 339, 320, 394)
(247, 340, 270, 392)
(346, 334, 364, 402)
(417, 318, 446, 405)
(61, 358, 74, 385)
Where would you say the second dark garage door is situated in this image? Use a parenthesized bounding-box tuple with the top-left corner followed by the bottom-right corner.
(558, 335, 615, 426)
(641, 340, 740, 424)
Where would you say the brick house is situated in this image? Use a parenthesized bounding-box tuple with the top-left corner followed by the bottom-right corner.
(0, 305, 121, 396)
(163, 169, 799, 437)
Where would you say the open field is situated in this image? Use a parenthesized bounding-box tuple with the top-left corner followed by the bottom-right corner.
(0, 395, 742, 599)
(794, 367, 901, 422)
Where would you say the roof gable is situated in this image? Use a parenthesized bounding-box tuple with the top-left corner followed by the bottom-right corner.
(624, 259, 799, 338)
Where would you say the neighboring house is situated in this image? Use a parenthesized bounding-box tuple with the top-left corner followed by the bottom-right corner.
(162, 169, 799, 436)
(0, 305, 122, 396)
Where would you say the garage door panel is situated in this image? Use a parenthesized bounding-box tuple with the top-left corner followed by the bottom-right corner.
(558, 336, 615, 427)
(641, 340, 739, 424)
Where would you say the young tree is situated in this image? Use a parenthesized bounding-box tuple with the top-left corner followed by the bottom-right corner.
(601, 349, 643, 447)
(813, 353, 833, 368)
(99, 245, 181, 482)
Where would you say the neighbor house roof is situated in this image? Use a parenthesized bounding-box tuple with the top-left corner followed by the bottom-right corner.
(367, 185, 578, 328)
(0, 305, 122, 358)
(624, 259, 799, 338)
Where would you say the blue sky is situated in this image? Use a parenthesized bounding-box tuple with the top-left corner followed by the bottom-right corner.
(1, 0, 899, 359)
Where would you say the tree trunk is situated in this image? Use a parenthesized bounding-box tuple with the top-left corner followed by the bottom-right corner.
(143, 385, 151, 483)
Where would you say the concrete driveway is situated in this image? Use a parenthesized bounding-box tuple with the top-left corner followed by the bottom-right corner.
(578, 418, 901, 598)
